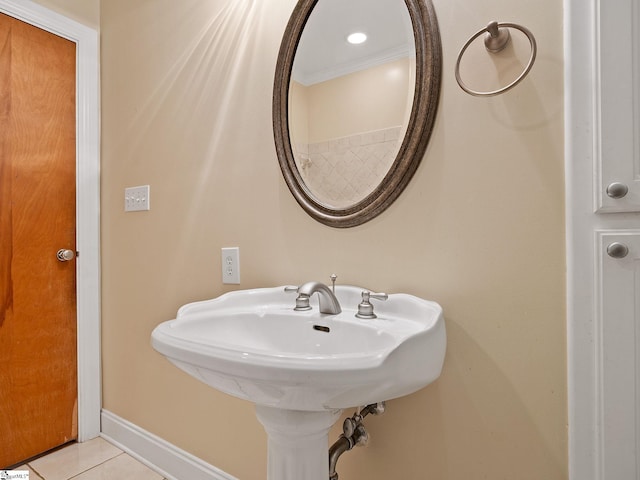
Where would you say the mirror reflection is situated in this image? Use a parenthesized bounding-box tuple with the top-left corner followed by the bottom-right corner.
(288, 0, 415, 208)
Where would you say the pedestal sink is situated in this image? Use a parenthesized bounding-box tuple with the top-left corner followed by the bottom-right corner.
(151, 285, 446, 480)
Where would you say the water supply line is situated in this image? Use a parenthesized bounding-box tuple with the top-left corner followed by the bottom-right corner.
(328, 402, 385, 480)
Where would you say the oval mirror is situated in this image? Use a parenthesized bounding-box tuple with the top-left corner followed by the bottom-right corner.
(273, 0, 442, 228)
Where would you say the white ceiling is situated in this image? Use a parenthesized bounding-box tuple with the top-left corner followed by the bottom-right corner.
(292, 0, 414, 86)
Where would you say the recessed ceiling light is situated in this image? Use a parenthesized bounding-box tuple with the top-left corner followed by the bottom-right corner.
(347, 32, 367, 45)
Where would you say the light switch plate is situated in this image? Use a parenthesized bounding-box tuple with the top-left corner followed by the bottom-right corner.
(125, 185, 150, 212)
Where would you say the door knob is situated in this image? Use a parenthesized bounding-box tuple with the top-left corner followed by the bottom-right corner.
(606, 182, 629, 199)
(607, 242, 629, 259)
(57, 249, 75, 262)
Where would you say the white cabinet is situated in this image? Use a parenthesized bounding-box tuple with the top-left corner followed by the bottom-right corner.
(568, 0, 640, 479)
(592, 1, 640, 477)
(596, 231, 640, 479)
(596, 0, 640, 212)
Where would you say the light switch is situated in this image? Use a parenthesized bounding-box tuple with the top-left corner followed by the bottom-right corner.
(124, 185, 150, 212)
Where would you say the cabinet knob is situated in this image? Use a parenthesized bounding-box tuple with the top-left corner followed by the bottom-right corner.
(607, 242, 629, 259)
(606, 182, 629, 199)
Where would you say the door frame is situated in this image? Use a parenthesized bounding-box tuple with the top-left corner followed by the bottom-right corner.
(565, 1, 597, 477)
(0, 0, 100, 441)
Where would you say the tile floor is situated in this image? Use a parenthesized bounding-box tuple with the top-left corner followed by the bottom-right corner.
(12, 437, 166, 480)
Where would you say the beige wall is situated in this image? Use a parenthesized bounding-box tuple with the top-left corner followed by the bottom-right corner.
(289, 80, 309, 151)
(31, 0, 99, 29)
(101, 1, 566, 480)
(304, 57, 412, 143)
(290, 57, 412, 149)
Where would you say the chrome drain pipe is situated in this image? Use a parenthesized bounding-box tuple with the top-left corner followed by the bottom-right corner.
(328, 402, 385, 480)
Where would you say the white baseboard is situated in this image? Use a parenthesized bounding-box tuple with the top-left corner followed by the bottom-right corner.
(101, 409, 238, 480)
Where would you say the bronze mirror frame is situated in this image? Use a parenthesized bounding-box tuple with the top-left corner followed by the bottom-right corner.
(273, 0, 442, 228)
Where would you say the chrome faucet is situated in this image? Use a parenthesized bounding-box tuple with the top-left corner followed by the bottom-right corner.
(294, 281, 342, 315)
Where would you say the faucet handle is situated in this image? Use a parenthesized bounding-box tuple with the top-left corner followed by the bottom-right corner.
(368, 292, 388, 302)
(284, 285, 312, 311)
(355, 290, 388, 319)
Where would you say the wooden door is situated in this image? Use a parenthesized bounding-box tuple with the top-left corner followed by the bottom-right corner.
(0, 13, 77, 468)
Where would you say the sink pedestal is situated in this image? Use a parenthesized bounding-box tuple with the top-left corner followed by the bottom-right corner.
(255, 406, 342, 480)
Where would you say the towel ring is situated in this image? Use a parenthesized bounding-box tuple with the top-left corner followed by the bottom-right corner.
(455, 21, 537, 97)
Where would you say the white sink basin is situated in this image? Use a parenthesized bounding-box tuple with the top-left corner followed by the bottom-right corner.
(151, 285, 446, 411)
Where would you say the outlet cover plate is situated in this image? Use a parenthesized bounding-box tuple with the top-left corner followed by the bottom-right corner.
(221, 247, 240, 284)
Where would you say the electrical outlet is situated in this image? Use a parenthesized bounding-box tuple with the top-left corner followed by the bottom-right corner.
(221, 247, 240, 284)
(124, 185, 150, 212)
